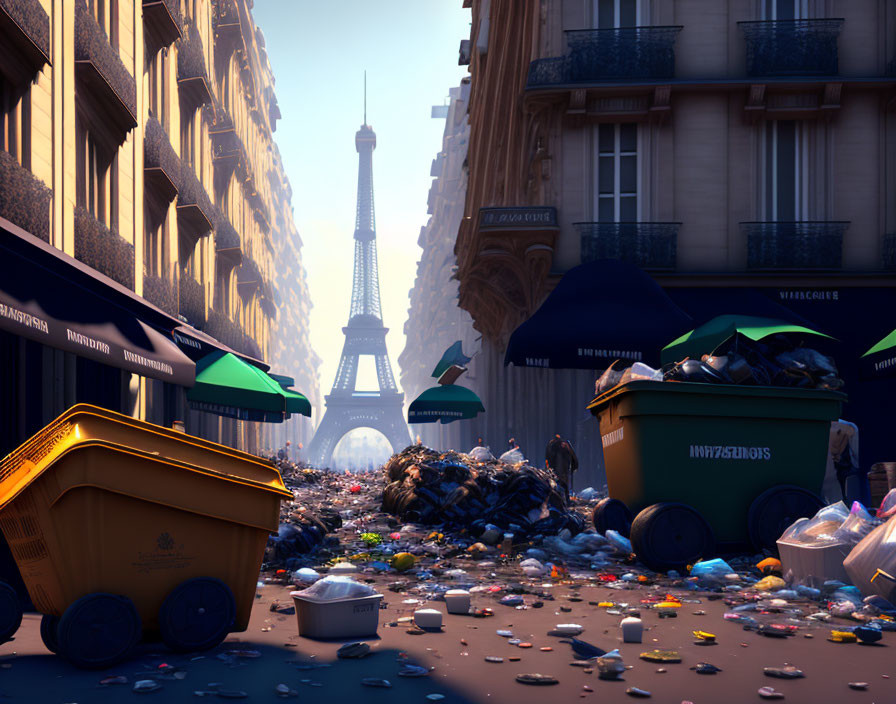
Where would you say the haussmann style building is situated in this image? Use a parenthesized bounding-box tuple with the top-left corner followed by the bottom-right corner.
(0, 0, 319, 459)
(452, 0, 896, 486)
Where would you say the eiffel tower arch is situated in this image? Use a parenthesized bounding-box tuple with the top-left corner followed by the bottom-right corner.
(307, 102, 411, 468)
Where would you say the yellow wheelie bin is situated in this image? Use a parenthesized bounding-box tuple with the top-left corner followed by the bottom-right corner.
(0, 404, 292, 668)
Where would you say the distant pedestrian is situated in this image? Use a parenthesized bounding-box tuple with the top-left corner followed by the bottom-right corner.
(546, 434, 578, 503)
(278, 440, 291, 461)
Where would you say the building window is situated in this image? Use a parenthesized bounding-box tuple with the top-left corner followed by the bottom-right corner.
(594, 123, 639, 221)
(89, 0, 118, 47)
(147, 48, 169, 127)
(76, 111, 118, 228)
(763, 120, 808, 221)
(181, 110, 195, 168)
(144, 198, 168, 277)
(593, 0, 638, 28)
(0, 76, 29, 167)
(762, 0, 808, 20)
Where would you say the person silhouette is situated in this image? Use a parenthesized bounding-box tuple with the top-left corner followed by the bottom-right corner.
(545, 434, 578, 503)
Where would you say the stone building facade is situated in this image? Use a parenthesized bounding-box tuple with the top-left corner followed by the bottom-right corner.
(399, 81, 481, 453)
(455, 0, 896, 485)
(0, 0, 317, 457)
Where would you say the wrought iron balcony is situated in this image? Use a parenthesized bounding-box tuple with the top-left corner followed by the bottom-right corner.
(0, 149, 52, 242)
(527, 26, 682, 88)
(176, 161, 214, 235)
(74, 0, 137, 134)
(741, 221, 848, 270)
(213, 0, 240, 32)
(144, 115, 180, 201)
(177, 21, 211, 107)
(142, 272, 177, 316)
(0, 0, 50, 81)
(142, 0, 182, 48)
(577, 222, 679, 270)
(236, 254, 261, 296)
(739, 19, 843, 77)
(883, 233, 896, 271)
(178, 271, 205, 327)
(206, 307, 260, 360)
(214, 208, 241, 253)
(73, 206, 135, 289)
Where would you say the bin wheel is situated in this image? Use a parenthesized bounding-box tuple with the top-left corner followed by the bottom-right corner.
(592, 498, 633, 538)
(0, 581, 22, 643)
(56, 593, 142, 669)
(748, 485, 825, 553)
(159, 577, 235, 653)
(630, 502, 714, 572)
(40, 614, 59, 653)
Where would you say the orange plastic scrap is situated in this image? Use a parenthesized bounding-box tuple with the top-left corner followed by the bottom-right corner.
(756, 557, 783, 574)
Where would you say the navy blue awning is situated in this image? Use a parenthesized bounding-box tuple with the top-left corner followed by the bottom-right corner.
(0, 216, 195, 386)
(505, 259, 693, 369)
(664, 286, 819, 330)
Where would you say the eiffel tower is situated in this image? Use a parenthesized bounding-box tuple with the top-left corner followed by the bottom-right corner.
(307, 89, 411, 468)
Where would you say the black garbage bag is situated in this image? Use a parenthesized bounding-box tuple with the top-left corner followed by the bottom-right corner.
(381, 446, 583, 538)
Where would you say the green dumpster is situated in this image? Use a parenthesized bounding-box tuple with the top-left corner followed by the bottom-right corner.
(587, 381, 845, 569)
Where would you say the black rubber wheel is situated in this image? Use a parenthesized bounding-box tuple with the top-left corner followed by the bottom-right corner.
(56, 593, 142, 669)
(0, 581, 22, 643)
(630, 502, 715, 572)
(40, 614, 59, 654)
(748, 485, 825, 553)
(592, 498, 633, 538)
(158, 577, 235, 653)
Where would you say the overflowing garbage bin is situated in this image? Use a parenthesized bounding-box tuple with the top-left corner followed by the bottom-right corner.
(0, 404, 292, 668)
(587, 381, 845, 571)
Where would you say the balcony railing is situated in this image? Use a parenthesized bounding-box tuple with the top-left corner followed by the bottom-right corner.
(142, 0, 182, 48)
(144, 115, 180, 201)
(74, 0, 137, 133)
(73, 206, 135, 289)
(178, 271, 205, 327)
(236, 254, 261, 296)
(883, 233, 896, 271)
(176, 21, 211, 107)
(0, 149, 52, 242)
(577, 222, 679, 270)
(176, 161, 214, 235)
(0, 0, 51, 80)
(206, 307, 261, 360)
(527, 26, 682, 88)
(739, 19, 844, 77)
(213, 0, 240, 32)
(741, 221, 848, 270)
(214, 208, 241, 252)
(142, 272, 177, 315)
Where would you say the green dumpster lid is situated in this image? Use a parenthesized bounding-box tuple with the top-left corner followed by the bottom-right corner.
(662, 314, 833, 364)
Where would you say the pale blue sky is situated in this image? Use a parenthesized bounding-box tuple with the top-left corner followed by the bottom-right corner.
(253, 1, 471, 407)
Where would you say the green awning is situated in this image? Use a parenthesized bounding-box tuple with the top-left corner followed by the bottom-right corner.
(408, 384, 484, 425)
(187, 352, 311, 420)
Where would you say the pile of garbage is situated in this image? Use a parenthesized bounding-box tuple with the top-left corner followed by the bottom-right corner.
(596, 334, 843, 395)
(381, 445, 586, 538)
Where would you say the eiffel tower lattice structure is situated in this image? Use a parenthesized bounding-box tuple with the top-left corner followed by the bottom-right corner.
(306, 110, 411, 468)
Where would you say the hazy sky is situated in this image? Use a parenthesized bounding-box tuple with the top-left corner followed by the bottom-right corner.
(253, 1, 471, 412)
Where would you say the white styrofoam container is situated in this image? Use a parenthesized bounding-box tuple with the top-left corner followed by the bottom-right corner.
(445, 589, 471, 614)
(291, 593, 383, 639)
(777, 539, 852, 587)
(414, 608, 443, 629)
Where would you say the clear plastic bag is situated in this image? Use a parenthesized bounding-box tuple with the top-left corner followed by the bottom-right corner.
(292, 575, 378, 601)
(629, 362, 663, 382)
(843, 518, 896, 601)
(878, 489, 896, 520)
(778, 501, 850, 546)
(498, 448, 525, 464)
(468, 446, 495, 462)
(832, 501, 881, 546)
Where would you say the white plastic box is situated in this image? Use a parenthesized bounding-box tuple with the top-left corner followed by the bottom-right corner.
(777, 539, 852, 587)
(291, 593, 383, 639)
